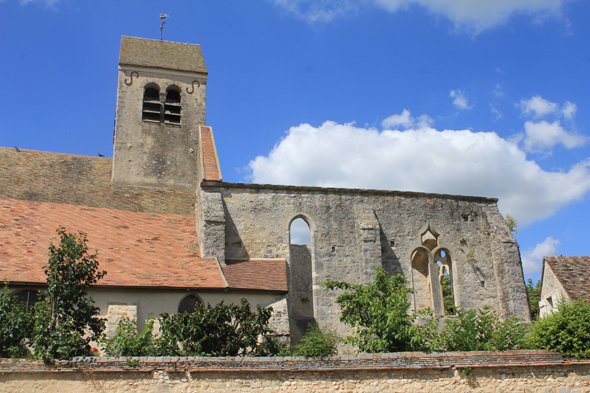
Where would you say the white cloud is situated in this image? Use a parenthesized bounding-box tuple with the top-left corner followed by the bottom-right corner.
(270, 0, 569, 33)
(493, 83, 505, 98)
(449, 89, 472, 110)
(270, 0, 357, 22)
(521, 237, 560, 275)
(562, 101, 577, 120)
(520, 96, 559, 118)
(523, 120, 586, 151)
(491, 105, 503, 121)
(382, 109, 433, 129)
(18, 0, 59, 5)
(248, 120, 590, 226)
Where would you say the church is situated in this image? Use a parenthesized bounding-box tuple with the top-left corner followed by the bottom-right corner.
(0, 36, 531, 344)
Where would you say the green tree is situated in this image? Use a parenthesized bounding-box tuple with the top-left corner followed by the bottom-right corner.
(292, 325, 339, 358)
(527, 298, 590, 359)
(0, 284, 34, 358)
(322, 267, 439, 353)
(155, 298, 285, 357)
(526, 279, 541, 320)
(101, 315, 157, 357)
(32, 227, 107, 363)
(440, 306, 527, 351)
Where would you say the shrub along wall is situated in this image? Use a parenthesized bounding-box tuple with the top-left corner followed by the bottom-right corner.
(1, 350, 590, 392)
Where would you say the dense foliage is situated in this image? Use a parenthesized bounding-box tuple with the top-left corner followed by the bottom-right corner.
(101, 315, 157, 357)
(0, 284, 34, 358)
(104, 298, 285, 357)
(526, 279, 541, 320)
(440, 306, 527, 351)
(292, 325, 339, 358)
(32, 227, 107, 363)
(322, 267, 439, 353)
(527, 298, 590, 359)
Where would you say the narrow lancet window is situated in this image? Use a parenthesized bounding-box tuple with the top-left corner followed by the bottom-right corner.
(164, 87, 181, 124)
(142, 86, 161, 122)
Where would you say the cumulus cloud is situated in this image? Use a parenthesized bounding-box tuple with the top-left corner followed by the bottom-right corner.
(450, 89, 472, 110)
(520, 96, 559, 118)
(270, 0, 569, 33)
(521, 237, 560, 275)
(524, 120, 586, 151)
(382, 109, 433, 129)
(519, 96, 586, 151)
(248, 120, 590, 226)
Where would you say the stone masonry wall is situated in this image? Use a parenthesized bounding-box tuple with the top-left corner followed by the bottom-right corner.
(112, 68, 207, 190)
(196, 182, 530, 338)
(1, 351, 590, 393)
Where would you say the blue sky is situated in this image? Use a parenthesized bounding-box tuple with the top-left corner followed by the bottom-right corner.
(1, 0, 589, 282)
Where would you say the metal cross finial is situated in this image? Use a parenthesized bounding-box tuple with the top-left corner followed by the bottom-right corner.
(160, 13, 169, 41)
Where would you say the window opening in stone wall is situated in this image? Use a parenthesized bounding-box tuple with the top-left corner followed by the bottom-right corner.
(178, 294, 203, 314)
(436, 250, 455, 316)
(13, 289, 41, 311)
(164, 87, 181, 124)
(290, 218, 311, 245)
(411, 249, 431, 312)
(142, 86, 161, 122)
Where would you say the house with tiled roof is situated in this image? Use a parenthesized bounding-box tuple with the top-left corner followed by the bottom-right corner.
(0, 36, 532, 345)
(539, 256, 590, 317)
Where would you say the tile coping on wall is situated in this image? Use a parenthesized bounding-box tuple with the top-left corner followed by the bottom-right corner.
(1, 351, 588, 374)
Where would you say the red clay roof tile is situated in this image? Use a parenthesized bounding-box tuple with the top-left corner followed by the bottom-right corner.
(222, 259, 287, 292)
(544, 256, 590, 301)
(0, 198, 226, 289)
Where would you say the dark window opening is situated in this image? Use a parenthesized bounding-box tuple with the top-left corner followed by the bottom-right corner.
(164, 88, 182, 124)
(14, 289, 41, 311)
(142, 87, 162, 122)
(178, 294, 203, 314)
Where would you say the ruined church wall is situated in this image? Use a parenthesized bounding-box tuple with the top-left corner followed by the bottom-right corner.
(198, 182, 530, 335)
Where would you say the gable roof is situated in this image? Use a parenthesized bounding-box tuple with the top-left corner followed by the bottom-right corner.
(0, 198, 225, 289)
(543, 256, 590, 301)
(0, 147, 195, 215)
(119, 36, 207, 75)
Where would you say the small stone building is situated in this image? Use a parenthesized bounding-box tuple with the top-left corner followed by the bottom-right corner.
(538, 256, 590, 317)
(0, 36, 531, 344)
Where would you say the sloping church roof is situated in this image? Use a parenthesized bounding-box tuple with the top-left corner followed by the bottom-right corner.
(542, 256, 590, 301)
(0, 147, 287, 292)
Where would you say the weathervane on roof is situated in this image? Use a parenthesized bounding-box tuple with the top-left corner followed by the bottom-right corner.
(160, 13, 169, 41)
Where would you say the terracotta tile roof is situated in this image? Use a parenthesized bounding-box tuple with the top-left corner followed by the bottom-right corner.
(222, 259, 288, 292)
(0, 147, 195, 214)
(199, 127, 222, 181)
(543, 256, 590, 301)
(0, 198, 226, 289)
(119, 36, 207, 75)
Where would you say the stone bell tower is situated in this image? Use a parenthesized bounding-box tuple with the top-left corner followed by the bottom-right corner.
(112, 36, 208, 190)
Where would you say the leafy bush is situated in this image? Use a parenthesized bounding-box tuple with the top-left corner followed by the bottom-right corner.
(440, 306, 527, 351)
(32, 227, 107, 363)
(101, 315, 157, 357)
(155, 298, 285, 357)
(0, 284, 34, 358)
(527, 298, 590, 359)
(292, 325, 339, 358)
(322, 267, 439, 353)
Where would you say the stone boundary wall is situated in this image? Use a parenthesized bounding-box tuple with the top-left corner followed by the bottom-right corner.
(2, 351, 590, 392)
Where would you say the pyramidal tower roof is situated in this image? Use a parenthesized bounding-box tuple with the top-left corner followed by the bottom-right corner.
(119, 36, 207, 75)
